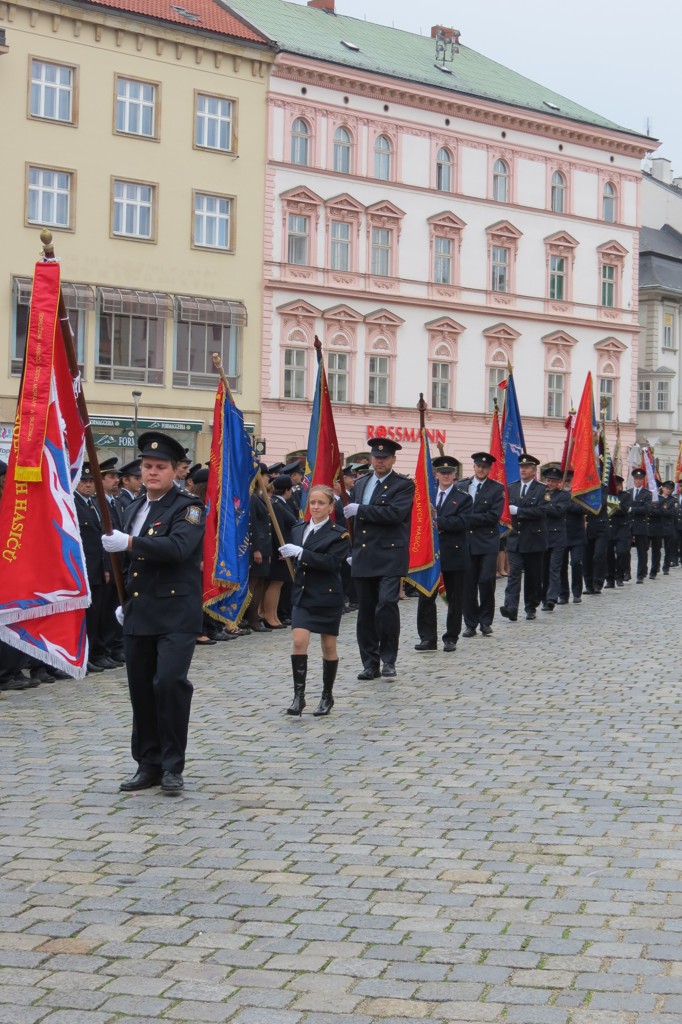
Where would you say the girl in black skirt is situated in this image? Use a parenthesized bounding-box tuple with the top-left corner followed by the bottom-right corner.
(279, 485, 350, 717)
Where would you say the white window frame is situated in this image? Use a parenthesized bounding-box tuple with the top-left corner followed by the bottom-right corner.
(601, 263, 616, 307)
(374, 134, 392, 180)
(603, 181, 617, 223)
(327, 350, 348, 402)
(195, 93, 234, 152)
(491, 245, 509, 292)
(551, 170, 566, 213)
(433, 236, 453, 286)
(333, 127, 352, 174)
(549, 255, 566, 301)
(193, 192, 233, 251)
(637, 379, 651, 412)
(431, 361, 451, 411)
(599, 376, 615, 420)
(115, 76, 157, 138)
(287, 214, 310, 265)
(371, 226, 392, 277)
(27, 166, 72, 228)
(30, 59, 74, 123)
(368, 354, 389, 406)
(436, 147, 452, 192)
(291, 117, 310, 166)
(546, 372, 565, 418)
(493, 159, 509, 202)
(488, 366, 506, 413)
(284, 347, 307, 399)
(330, 220, 351, 272)
(663, 311, 675, 350)
(112, 179, 155, 240)
(657, 379, 670, 412)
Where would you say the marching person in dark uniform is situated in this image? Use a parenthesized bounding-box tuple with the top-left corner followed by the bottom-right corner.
(97, 457, 126, 664)
(245, 468, 273, 631)
(628, 468, 652, 583)
(500, 454, 548, 622)
(283, 459, 306, 514)
(74, 462, 116, 673)
(605, 476, 632, 587)
(559, 475, 586, 603)
(674, 484, 682, 568)
(344, 437, 414, 679)
(173, 450, 192, 488)
(583, 484, 609, 595)
(263, 475, 298, 629)
(102, 430, 206, 795)
(660, 482, 677, 573)
(279, 485, 350, 717)
(647, 485, 666, 580)
(457, 452, 504, 637)
(414, 456, 472, 653)
(116, 459, 142, 515)
(541, 467, 569, 610)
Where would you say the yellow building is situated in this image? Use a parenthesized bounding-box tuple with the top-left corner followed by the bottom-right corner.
(0, 0, 272, 464)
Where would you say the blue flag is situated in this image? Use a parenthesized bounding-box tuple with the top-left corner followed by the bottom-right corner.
(500, 372, 526, 485)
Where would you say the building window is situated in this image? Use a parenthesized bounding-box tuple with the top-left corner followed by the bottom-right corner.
(291, 117, 310, 166)
(603, 181, 617, 223)
(30, 59, 74, 122)
(436, 147, 452, 192)
(368, 354, 389, 405)
(549, 255, 566, 300)
(330, 220, 351, 271)
(97, 312, 165, 385)
(327, 351, 348, 402)
(663, 312, 675, 350)
(371, 227, 392, 277)
(637, 379, 651, 412)
(431, 361, 450, 410)
(599, 376, 614, 419)
(491, 246, 509, 292)
(195, 93, 234, 152)
(116, 77, 156, 138)
(284, 348, 306, 399)
(433, 236, 453, 285)
(657, 380, 670, 412)
(193, 192, 232, 250)
(287, 214, 309, 265)
(27, 166, 72, 228)
(551, 170, 566, 213)
(174, 305, 241, 390)
(333, 126, 352, 174)
(493, 159, 509, 202)
(374, 134, 392, 180)
(112, 180, 154, 240)
(488, 366, 506, 412)
(546, 372, 564, 418)
(601, 263, 616, 307)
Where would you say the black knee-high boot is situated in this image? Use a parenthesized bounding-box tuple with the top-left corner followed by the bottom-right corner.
(313, 659, 338, 717)
(287, 655, 307, 716)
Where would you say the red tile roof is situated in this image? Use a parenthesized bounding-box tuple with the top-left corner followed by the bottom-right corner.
(81, 0, 267, 42)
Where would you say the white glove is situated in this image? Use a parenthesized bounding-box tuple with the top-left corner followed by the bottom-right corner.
(344, 502, 359, 518)
(102, 530, 130, 552)
(346, 556, 352, 566)
(115, 606, 125, 626)
(279, 543, 303, 559)
(509, 504, 518, 515)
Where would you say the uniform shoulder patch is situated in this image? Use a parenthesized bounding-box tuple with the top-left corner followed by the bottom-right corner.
(339, 531, 350, 540)
(185, 505, 203, 525)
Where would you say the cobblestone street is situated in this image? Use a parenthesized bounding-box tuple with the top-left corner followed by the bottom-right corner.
(2, 575, 682, 1024)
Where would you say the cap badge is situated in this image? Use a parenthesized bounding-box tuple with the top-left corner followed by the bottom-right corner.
(151, 442, 158, 449)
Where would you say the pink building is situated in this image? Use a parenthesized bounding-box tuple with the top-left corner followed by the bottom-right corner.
(231, 0, 653, 470)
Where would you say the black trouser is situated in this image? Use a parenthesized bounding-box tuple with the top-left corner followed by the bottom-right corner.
(504, 550, 543, 614)
(123, 632, 195, 775)
(85, 583, 107, 660)
(354, 575, 401, 669)
(664, 532, 678, 571)
(649, 536, 662, 577)
(542, 544, 565, 603)
(0, 641, 29, 682)
(101, 579, 124, 657)
(416, 570, 465, 644)
(559, 543, 584, 600)
(462, 551, 498, 628)
(584, 534, 607, 592)
(633, 535, 648, 580)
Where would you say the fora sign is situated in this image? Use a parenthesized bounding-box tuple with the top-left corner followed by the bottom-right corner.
(367, 424, 447, 444)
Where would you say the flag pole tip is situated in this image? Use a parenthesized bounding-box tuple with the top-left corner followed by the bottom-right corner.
(40, 229, 54, 257)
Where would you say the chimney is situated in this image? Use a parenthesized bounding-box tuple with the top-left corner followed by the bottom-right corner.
(308, 0, 335, 11)
(651, 157, 673, 185)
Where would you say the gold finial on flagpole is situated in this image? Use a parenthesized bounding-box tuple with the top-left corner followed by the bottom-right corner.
(40, 229, 54, 258)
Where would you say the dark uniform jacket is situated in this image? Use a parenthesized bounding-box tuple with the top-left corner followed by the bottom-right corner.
(349, 471, 415, 577)
(434, 486, 472, 572)
(649, 493, 673, 537)
(565, 498, 587, 546)
(661, 494, 676, 536)
(115, 488, 136, 515)
(96, 494, 124, 532)
(585, 486, 609, 539)
(74, 491, 106, 586)
(456, 477, 504, 555)
(628, 486, 652, 536)
(121, 487, 205, 636)
(291, 520, 350, 611)
(609, 490, 632, 542)
(674, 494, 682, 531)
(249, 493, 273, 559)
(545, 488, 570, 548)
(507, 478, 548, 554)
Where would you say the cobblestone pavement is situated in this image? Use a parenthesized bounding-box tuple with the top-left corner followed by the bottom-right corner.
(2, 574, 682, 1024)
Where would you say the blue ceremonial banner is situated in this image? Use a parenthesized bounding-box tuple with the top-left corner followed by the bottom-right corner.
(500, 372, 526, 485)
(404, 429, 441, 597)
(203, 379, 260, 624)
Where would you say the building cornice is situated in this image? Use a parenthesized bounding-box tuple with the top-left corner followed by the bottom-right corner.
(273, 54, 654, 161)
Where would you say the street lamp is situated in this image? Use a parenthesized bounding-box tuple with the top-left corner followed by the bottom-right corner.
(132, 390, 142, 442)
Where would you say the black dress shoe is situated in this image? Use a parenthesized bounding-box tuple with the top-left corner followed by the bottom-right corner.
(542, 601, 555, 611)
(248, 623, 270, 632)
(616, 579, 624, 587)
(161, 772, 184, 795)
(414, 640, 437, 651)
(499, 606, 517, 622)
(480, 625, 493, 636)
(87, 661, 105, 674)
(110, 652, 126, 663)
(119, 770, 162, 792)
(462, 626, 477, 637)
(92, 657, 119, 669)
(381, 663, 397, 677)
(526, 611, 536, 620)
(195, 637, 217, 646)
(604, 581, 615, 589)
(443, 640, 457, 652)
(357, 667, 380, 680)
(572, 595, 582, 603)
(557, 597, 569, 605)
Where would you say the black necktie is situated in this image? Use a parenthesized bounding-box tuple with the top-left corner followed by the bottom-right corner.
(475, 482, 482, 501)
(436, 491, 445, 512)
(521, 484, 527, 499)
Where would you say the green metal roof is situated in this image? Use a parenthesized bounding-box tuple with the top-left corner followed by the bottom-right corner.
(227, 0, 643, 138)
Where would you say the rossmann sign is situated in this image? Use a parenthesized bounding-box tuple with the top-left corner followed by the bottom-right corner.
(367, 425, 447, 444)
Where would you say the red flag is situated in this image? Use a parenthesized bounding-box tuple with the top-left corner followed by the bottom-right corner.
(560, 411, 575, 474)
(0, 261, 89, 676)
(570, 372, 602, 514)
(301, 339, 343, 519)
(489, 404, 511, 533)
(405, 428, 440, 596)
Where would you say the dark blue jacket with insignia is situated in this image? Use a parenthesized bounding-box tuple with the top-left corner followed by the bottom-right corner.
(349, 471, 414, 577)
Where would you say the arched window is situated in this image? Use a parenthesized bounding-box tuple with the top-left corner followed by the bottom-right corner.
(374, 134, 392, 180)
(551, 170, 566, 213)
(436, 147, 453, 192)
(333, 126, 352, 174)
(290, 118, 310, 166)
(603, 181, 617, 223)
(493, 159, 509, 203)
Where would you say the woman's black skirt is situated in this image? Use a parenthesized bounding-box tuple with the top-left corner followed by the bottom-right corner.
(292, 603, 342, 636)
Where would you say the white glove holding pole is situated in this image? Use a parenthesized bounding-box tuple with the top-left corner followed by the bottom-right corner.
(344, 502, 359, 518)
(102, 530, 130, 552)
(509, 504, 518, 515)
(279, 543, 303, 559)
(115, 606, 125, 626)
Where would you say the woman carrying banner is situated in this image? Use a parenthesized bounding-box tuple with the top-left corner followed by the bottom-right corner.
(279, 485, 350, 717)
